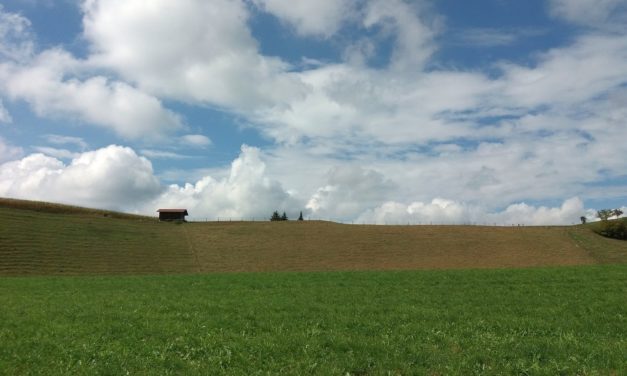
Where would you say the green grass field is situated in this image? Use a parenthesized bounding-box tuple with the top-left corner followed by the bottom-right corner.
(1, 266, 625, 375)
(1, 198, 626, 374)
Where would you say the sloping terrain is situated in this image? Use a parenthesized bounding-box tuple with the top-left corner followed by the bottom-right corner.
(1, 198, 625, 276)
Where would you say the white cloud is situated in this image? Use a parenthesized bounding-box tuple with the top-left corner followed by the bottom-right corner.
(252, 0, 356, 38)
(1, 49, 183, 139)
(452, 28, 545, 47)
(43, 134, 88, 150)
(0, 141, 618, 225)
(363, 0, 438, 71)
(32, 146, 78, 159)
(179, 134, 211, 148)
(0, 136, 23, 163)
(357, 197, 586, 226)
(1, 1, 626, 220)
(496, 197, 586, 225)
(306, 165, 395, 219)
(497, 34, 627, 109)
(251, 28, 627, 213)
(549, 0, 627, 29)
(0, 6, 184, 139)
(0, 144, 302, 218)
(0, 145, 161, 210)
(0, 5, 34, 62)
(83, 0, 306, 111)
(254, 63, 496, 144)
(140, 149, 191, 160)
(149, 145, 301, 220)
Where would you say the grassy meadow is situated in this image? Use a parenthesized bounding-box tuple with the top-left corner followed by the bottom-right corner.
(1, 198, 626, 374)
(3, 198, 626, 276)
(1, 265, 626, 375)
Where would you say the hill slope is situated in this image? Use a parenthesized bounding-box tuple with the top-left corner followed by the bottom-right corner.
(1, 198, 625, 276)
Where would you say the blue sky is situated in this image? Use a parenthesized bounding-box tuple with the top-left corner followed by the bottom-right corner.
(0, 0, 626, 224)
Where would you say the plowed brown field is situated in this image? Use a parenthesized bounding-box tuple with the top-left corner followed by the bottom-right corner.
(1, 198, 625, 276)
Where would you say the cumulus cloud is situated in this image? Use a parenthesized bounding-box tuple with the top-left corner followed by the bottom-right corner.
(0, 142, 613, 225)
(1, 1, 626, 219)
(357, 197, 586, 226)
(149, 145, 301, 219)
(252, 0, 356, 38)
(82, 0, 306, 110)
(0, 6, 184, 139)
(0, 145, 161, 210)
(1, 49, 183, 139)
(306, 165, 395, 219)
(0, 144, 302, 218)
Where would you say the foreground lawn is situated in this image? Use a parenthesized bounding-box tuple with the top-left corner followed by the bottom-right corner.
(1, 266, 625, 375)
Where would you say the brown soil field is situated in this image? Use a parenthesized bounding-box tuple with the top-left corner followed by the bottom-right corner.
(1, 198, 626, 276)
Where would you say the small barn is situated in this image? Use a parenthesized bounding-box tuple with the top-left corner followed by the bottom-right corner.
(157, 209, 188, 221)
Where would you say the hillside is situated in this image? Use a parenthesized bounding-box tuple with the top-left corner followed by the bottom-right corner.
(1, 198, 625, 276)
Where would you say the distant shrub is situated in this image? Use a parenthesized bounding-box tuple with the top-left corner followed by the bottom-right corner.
(270, 210, 290, 221)
(592, 218, 627, 240)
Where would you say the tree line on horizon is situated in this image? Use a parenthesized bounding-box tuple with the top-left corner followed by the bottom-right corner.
(270, 210, 304, 221)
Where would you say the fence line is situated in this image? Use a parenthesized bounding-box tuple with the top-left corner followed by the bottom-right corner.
(180, 216, 571, 227)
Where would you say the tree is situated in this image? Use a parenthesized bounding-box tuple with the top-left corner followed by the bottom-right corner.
(612, 209, 624, 219)
(596, 209, 613, 221)
(281, 212, 288, 221)
(298, 211, 304, 221)
(270, 211, 281, 221)
(580, 216, 587, 225)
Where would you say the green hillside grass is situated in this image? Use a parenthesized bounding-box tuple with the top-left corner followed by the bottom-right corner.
(1, 266, 625, 374)
(1, 198, 625, 374)
(1, 198, 625, 276)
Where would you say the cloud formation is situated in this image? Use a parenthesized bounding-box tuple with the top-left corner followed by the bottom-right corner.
(1, 49, 183, 139)
(180, 134, 212, 148)
(356, 197, 586, 226)
(307, 166, 395, 219)
(0, 143, 610, 225)
(549, 0, 627, 28)
(0, 5, 33, 61)
(0, 144, 300, 219)
(83, 0, 305, 111)
(150, 145, 300, 220)
(0, 1, 625, 222)
(252, 0, 356, 38)
(0, 6, 183, 139)
(0, 145, 161, 210)
(0, 137, 23, 163)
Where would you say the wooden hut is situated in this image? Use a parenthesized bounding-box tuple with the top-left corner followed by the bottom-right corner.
(157, 209, 188, 221)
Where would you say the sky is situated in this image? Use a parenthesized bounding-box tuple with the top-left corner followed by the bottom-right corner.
(0, 0, 626, 224)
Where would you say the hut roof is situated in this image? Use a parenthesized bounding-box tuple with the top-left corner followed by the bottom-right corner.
(157, 209, 188, 215)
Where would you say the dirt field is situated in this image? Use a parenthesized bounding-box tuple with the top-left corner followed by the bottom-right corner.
(1, 198, 625, 276)
(183, 221, 599, 272)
